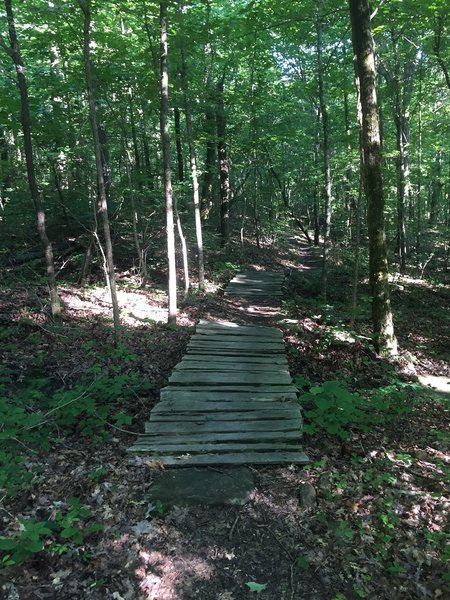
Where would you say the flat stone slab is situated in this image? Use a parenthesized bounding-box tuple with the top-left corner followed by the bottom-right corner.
(149, 467, 255, 506)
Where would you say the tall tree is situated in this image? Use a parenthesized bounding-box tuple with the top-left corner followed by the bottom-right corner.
(349, 0, 398, 357)
(316, 1, 332, 298)
(181, 44, 205, 291)
(160, 0, 177, 323)
(78, 0, 121, 341)
(2, 0, 61, 318)
(216, 77, 230, 246)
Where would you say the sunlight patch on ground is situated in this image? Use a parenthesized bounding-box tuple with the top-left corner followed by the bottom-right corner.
(136, 548, 213, 599)
(418, 375, 450, 395)
(60, 286, 167, 326)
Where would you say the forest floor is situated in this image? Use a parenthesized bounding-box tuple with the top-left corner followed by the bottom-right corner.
(0, 233, 449, 600)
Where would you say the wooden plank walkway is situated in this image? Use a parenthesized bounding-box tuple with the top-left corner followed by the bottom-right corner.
(129, 314, 308, 466)
(224, 270, 284, 296)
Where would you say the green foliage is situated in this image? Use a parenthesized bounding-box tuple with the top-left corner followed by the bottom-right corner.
(298, 379, 415, 440)
(299, 380, 366, 439)
(0, 498, 103, 567)
(0, 345, 150, 498)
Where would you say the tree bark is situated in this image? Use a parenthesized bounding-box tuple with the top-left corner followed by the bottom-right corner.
(4, 0, 62, 318)
(316, 2, 332, 299)
(79, 0, 121, 341)
(160, 0, 177, 323)
(181, 45, 205, 291)
(174, 107, 185, 183)
(201, 102, 216, 219)
(429, 150, 442, 227)
(349, 0, 398, 357)
(433, 12, 450, 91)
(216, 78, 230, 246)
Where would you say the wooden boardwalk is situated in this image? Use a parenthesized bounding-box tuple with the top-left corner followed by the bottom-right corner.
(224, 270, 284, 297)
(129, 272, 308, 466)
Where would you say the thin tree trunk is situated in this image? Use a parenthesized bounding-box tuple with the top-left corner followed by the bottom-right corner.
(434, 12, 450, 91)
(79, 0, 120, 342)
(201, 102, 216, 219)
(173, 110, 190, 298)
(160, 0, 177, 323)
(416, 59, 424, 255)
(175, 201, 189, 299)
(128, 87, 142, 190)
(316, 2, 332, 299)
(349, 0, 398, 357)
(174, 107, 184, 183)
(388, 37, 415, 273)
(351, 179, 362, 326)
(216, 78, 230, 246)
(181, 45, 205, 291)
(4, 0, 61, 318)
(429, 150, 442, 227)
(0, 127, 11, 212)
(124, 146, 149, 282)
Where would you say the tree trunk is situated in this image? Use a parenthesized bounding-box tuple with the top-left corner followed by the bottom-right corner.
(316, 2, 332, 299)
(181, 45, 205, 291)
(79, 0, 121, 342)
(201, 102, 216, 219)
(174, 107, 185, 183)
(388, 37, 415, 273)
(216, 78, 230, 246)
(128, 88, 142, 190)
(0, 127, 11, 212)
(349, 0, 398, 357)
(124, 146, 149, 282)
(434, 12, 450, 91)
(160, 0, 177, 324)
(4, 0, 62, 318)
(429, 150, 442, 227)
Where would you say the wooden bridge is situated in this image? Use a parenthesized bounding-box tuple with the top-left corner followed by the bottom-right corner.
(129, 272, 308, 466)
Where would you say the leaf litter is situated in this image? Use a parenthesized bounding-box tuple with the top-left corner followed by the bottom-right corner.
(0, 238, 448, 599)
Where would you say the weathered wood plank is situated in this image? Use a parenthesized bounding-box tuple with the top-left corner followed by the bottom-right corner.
(225, 291, 283, 296)
(130, 452, 309, 466)
(189, 337, 284, 346)
(174, 362, 289, 373)
(160, 390, 297, 401)
(196, 326, 283, 338)
(182, 354, 288, 364)
(188, 343, 285, 353)
(227, 281, 283, 286)
(168, 371, 292, 385)
(132, 429, 301, 444)
(144, 418, 302, 434)
(150, 408, 300, 422)
(153, 400, 298, 413)
(233, 273, 284, 279)
(231, 279, 284, 283)
(128, 442, 302, 453)
(198, 319, 281, 333)
(164, 385, 297, 394)
(228, 284, 283, 289)
(190, 334, 284, 345)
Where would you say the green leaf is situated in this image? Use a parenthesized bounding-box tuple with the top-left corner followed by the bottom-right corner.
(25, 540, 44, 553)
(245, 582, 267, 593)
(0, 537, 17, 550)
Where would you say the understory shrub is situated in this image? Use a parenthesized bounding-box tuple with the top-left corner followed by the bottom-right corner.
(298, 379, 415, 439)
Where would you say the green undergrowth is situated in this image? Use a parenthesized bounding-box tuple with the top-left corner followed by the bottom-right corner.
(0, 330, 156, 567)
(0, 336, 153, 498)
(296, 377, 418, 440)
(0, 497, 103, 567)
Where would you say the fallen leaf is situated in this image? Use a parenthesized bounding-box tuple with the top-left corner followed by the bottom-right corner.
(130, 520, 154, 536)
